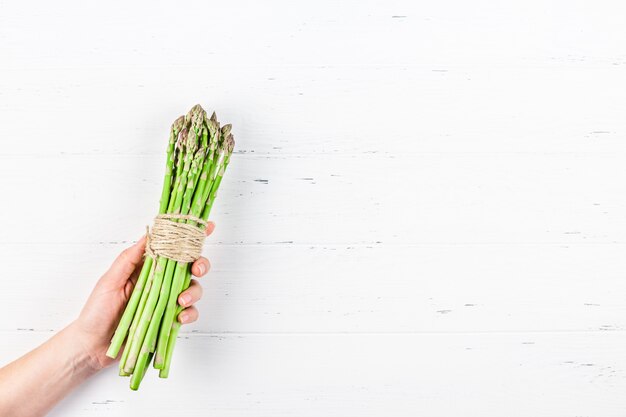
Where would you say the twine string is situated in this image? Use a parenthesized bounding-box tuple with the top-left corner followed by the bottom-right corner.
(145, 214, 207, 263)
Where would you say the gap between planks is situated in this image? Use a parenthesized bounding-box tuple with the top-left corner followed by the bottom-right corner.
(2, 329, 624, 336)
(1, 242, 626, 247)
(0, 151, 625, 158)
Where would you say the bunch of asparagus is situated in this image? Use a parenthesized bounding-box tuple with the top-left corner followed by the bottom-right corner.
(106, 104, 234, 390)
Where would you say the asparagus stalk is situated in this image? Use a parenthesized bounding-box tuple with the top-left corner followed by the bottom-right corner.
(105, 256, 153, 359)
(160, 116, 185, 213)
(105, 104, 234, 389)
(159, 133, 235, 378)
(130, 351, 153, 391)
(204, 133, 235, 217)
(157, 281, 188, 378)
(129, 258, 175, 384)
(181, 142, 207, 216)
(129, 107, 207, 387)
(149, 148, 205, 369)
(119, 258, 156, 373)
(105, 116, 184, 359)
(154, 117, 221, 368)
(123, 123, 195, 373)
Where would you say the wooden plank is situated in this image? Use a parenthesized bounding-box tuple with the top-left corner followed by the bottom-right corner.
(1, 331, 624, 417)
(1, 1, 625, 155)
(0, 67, 624, 156)
(3, 1, 623, 72)
(1, 243, 625, 333)
(0, 153, 624, 245)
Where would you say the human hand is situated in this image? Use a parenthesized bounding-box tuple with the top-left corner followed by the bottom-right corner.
(73, 222, 215, 371)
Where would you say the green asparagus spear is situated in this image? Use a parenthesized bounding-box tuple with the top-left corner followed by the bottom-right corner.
(105, 104, 235, 388)
(105, 116, 183, 359)
(160, 133, 235, 377)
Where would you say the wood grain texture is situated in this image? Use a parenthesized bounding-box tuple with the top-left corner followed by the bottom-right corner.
(1, 0, 625, 415)
(1, 243, 626, 334)
(0, 153, 623, 245)
(2, 331, 626, 417)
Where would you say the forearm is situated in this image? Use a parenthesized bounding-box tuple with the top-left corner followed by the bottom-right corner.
(0, 322, 100, 417)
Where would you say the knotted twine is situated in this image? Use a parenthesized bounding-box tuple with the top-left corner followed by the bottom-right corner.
(144, 214, 207, 263)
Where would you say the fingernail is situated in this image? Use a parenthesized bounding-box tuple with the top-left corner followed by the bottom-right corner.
(179, 313, 188, 323)
(198, 263, 206, 275)
(180, 294, 192, 306)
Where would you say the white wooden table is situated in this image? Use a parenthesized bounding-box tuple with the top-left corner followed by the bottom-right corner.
(1, 1, 625, 415)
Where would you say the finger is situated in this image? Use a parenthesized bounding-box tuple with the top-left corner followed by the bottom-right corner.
(191, 257, 211, 277)
(104, 235, 147, 282)
(178, 279, 203, 307)
(124, 256, 145, 295)
(129, 258, 145, 286)
(124, 279, 135, 299)
(205, 221, 216, 236)
(178, 305, 199, 324)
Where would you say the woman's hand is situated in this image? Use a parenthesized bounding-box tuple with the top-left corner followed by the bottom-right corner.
(73, 222, 215, 371)
(0, 224, 216, 417)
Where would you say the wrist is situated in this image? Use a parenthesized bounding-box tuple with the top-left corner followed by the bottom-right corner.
(64, 321, 106, 374)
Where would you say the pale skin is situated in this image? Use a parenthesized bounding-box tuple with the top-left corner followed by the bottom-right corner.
(0, 222, 216, 417)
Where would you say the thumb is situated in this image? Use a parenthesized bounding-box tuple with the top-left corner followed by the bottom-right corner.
(102, 235, 147, 285)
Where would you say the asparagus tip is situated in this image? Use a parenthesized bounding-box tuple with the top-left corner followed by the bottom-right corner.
(177, 127, 188, 151)
(221, 123, 232, 133)
(185, 104, 203, 125)
(172, 115, 185, 133)
(226, 134, 235, 153)
(187, 128, 198, 153)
